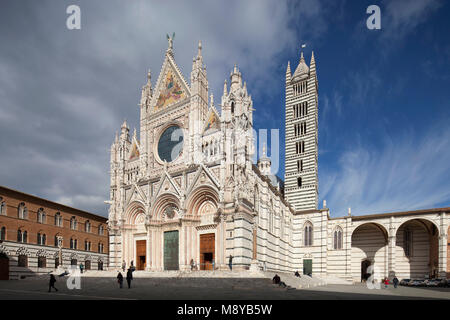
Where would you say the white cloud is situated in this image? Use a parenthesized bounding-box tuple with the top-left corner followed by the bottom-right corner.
(320, 121, 450, 217)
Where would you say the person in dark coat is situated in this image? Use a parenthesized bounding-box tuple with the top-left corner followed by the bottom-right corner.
(393, 277, 399, 288)
(228, 255, 233, 270)
(117, 272, 123, 289)
(48, 274, 58, 292)
(294, 271, 301, 278)
(272, 274, 281, 284)
(126, 268, 133, 289)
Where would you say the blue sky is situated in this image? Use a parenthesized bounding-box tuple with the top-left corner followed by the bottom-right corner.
(0, 0, 449, 217)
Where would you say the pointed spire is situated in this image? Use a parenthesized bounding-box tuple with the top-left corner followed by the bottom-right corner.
(121, 119, 128, 129)
(243, 81, 247, 95)
(147, 69, 151, 84)
(300, 51, 305, 63)
(286, 61, 291, 74)
(115, 131, 119, 143)
(223, 79, 228, 96)
(310, 51, 315, 65)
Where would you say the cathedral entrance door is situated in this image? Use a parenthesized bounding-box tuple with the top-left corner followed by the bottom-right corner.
(164, 231, 179, 270)
(303, 259, 312, 276)
(200, 233, 215, 270)
(0, 253, 9, 280)
(136, 240, 146, 270)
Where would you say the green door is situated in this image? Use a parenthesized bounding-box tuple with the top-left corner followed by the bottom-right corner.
(164, 230, 179, 270)
(303, 259, 312, 276)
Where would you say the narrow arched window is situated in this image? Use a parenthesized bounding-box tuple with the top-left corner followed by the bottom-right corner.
(304, 222, 313, 246)
(0, 198, 6, 215)
(333, 227, 343, 250)
(37, 208, 46, 224)
(85, 220, 91, 233)
(70, 217, 77, 230)
(18, 203, 27, 219)
(55, 212, 63, 227)
(99, 225, 104, 235)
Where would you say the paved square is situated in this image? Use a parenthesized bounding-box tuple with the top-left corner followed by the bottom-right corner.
(0, 275, 449, 300)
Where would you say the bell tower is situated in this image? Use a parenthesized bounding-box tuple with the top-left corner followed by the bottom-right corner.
(284, 50, 318, 211)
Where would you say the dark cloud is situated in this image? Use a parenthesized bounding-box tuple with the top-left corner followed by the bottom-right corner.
(0, 0, 329, 216)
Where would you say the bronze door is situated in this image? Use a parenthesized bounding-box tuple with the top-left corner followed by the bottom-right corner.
(164, 231, 179, 270)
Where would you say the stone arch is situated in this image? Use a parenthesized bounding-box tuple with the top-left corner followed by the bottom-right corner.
(152, 193, 181, 221)
(395, 218, 440, 279)
(351, 222, 389, 282)
(186, 186, 219, 217)
(125, 201, 146, 225)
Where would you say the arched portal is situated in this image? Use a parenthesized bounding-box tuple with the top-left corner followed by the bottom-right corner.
(395, 218, 439, 279)
(186, 186, 220, 270)
(124, 201, 147, 271)
(351, 223, 388, 282)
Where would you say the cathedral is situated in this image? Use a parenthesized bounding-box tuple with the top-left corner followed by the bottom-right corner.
(107, 38, 449, 281)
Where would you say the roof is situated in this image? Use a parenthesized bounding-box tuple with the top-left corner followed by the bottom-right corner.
(292, 52, 309, 82)
(0, 185, 108, 221)
(350, 207, 450, 221)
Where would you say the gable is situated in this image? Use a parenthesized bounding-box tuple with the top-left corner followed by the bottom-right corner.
(129, 140, 140, 160)
(203, 108, 220, 133)
(151, 56, 190, 113)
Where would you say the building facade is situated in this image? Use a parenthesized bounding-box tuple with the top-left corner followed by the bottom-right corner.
(107, 38, 449, 281)
(0, 186, 109, 280)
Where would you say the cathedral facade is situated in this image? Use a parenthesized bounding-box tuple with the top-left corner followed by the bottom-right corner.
(107, 39, 449, 281)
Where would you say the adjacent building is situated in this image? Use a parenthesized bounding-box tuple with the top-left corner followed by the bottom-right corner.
(0, 186, 109, 280)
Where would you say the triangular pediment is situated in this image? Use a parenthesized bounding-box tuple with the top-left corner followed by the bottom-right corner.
(128, 137, 140, 160)
(202, 108, 221, 134)
(126, 183, 147, 207)
(186, 164, 221, 195)
(153, 170, 182, 200)
(151, 54, 191, 113)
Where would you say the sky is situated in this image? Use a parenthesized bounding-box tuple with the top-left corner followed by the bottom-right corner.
(0, 0, 449, 218)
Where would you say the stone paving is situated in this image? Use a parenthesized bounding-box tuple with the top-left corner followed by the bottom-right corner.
(0, 271, 449, 300)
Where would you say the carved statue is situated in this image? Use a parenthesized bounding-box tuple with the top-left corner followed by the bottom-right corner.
(167, 32, 175, 50)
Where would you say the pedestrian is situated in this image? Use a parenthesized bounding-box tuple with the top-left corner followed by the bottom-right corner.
(384, 277, 389, 288)
(393, 276, 399, 288)
(126, 268, 133, 289)
(122, 260, 126, 272)
(272, 274, 281, 285)
(79, 263, 84, 274)
(228, 255, 233, 271)
(294, 270, 301, 278)
(117, 272, 123, 289)
(190, 259, 196, 271)
(48, 274, 58, 292)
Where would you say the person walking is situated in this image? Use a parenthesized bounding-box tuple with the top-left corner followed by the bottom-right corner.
(228, 255, 233, 271)
(384, 277, 389, 288)
(48, 274, 58, 292)
(393, 276, 399, 288)
(117, 272, 123, 289)
(126, 268, 133, 289)
(79, 263, 84, 274)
